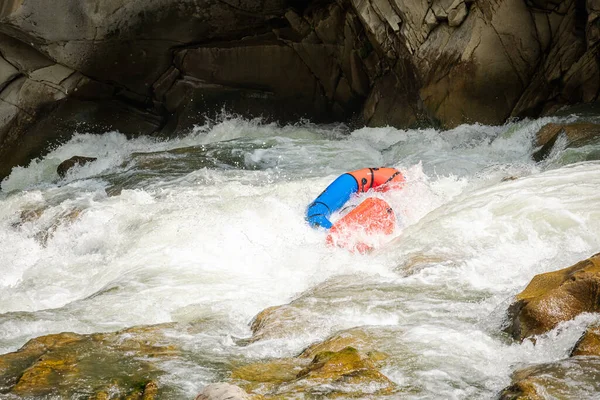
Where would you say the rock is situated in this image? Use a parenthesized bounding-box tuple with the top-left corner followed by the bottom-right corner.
(244, 304, 309, 343)
(532, 122, 600, 162)
(505, 253, 600, 341)
(570, 325, 600, 356)
(232, 326, 394, 398)
(2, 0, 600, 179)
(299, 328, 388, 364)
(0, 324, 177, 398)
(232, 346, 395, 398)
(28, 207, 82, 246)
(56, 155, 97, 178)
(195, 383, 255, 400)
(0, 33, 164, 180)
(232, 359, 304, 386)
(447, 2, 468, 27)
(297, 346, 375, 379)
(499, 357, 600, 400)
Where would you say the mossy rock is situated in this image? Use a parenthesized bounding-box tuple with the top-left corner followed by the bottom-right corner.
(0, 324, 176, 398)
(232, 345, 395, 398)
(232, 358, 303, 383)
(505, 253, 600, 340)
(299, 328, 384, 362)
(297, 347, 373, 380)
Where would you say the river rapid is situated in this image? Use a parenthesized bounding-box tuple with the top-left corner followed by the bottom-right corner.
(2, 114, 600, 398)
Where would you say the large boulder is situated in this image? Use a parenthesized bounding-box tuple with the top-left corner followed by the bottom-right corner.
(2, 0, 600, 179)
(0, 33, 163, 179)
(505, 253, 600, 341)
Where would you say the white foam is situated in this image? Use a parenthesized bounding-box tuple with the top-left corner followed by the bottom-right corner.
(1, 116, 600, 398)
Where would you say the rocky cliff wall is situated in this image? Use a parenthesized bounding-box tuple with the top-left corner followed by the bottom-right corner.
(0, 0, 599, 179)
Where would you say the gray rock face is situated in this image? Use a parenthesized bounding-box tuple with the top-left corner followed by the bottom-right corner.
(0, 0, 599, 179)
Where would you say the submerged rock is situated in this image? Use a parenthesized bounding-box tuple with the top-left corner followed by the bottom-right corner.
(12, 205, 83, 246)
(532, 122, 600, 162)
(56, 155, 97, 178)
(245, 304, 312, 343)
(505, 253, 600, 341)
(196, 383, 257, 400)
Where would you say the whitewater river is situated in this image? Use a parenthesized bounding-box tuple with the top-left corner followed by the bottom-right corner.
(1, 114, 600, 398)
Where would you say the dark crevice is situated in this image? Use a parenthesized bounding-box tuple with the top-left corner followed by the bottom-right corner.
(0, 71, 23, 94)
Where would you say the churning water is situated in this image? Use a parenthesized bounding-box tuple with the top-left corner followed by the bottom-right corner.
(2, 114, 600, 398)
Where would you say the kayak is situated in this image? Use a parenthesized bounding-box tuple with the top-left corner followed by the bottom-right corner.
(326, 197, 396, 254)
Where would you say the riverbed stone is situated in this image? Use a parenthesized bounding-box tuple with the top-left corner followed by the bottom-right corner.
(505, 253, 600, 341)
(232, 346, 395, 398)
(532, 122, 600, 161)
(232, 325, 394, 398)
(56, 155, 98, 178)
(0, 324, 177, 398)
(246, 304, 309, 343)
(570, 325, 600, 356)
(196, 383, 258, 400)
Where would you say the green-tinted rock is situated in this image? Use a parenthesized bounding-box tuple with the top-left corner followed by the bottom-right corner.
(232, 343, 395, 398)
(0, 325, 175, 398)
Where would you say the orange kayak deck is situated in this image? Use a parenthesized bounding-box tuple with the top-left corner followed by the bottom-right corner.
(326, 197, 396, 254)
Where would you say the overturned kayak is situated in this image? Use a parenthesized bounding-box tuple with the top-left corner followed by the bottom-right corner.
(305, 167, 404, 229)
(306, 167, 404, 253)
(326, 197, 396, 254)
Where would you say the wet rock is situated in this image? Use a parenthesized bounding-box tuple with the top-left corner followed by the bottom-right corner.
(232, 327, 394, 398)
(297, 346, 375, 379)
(505, 253, 600, 341)
(15, 207, 44, 225)
(0, 324, 176, 398)
(396, 253, 449, 274)
(532, 122, 600, 161)
(233, 346, 395, 398)
(195, 383, 257, 400)
(56, 155, 97, 178)
(31, 207, 82, 246)
(570, 325, 600, 356)
(499, 357, 600, 400)
(245, 304, 309, 343)
(0, 34, 163, 180)
(299, 328, 388, 364)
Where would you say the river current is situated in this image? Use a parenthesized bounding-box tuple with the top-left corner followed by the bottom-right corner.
(1, 114, 600, 398)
